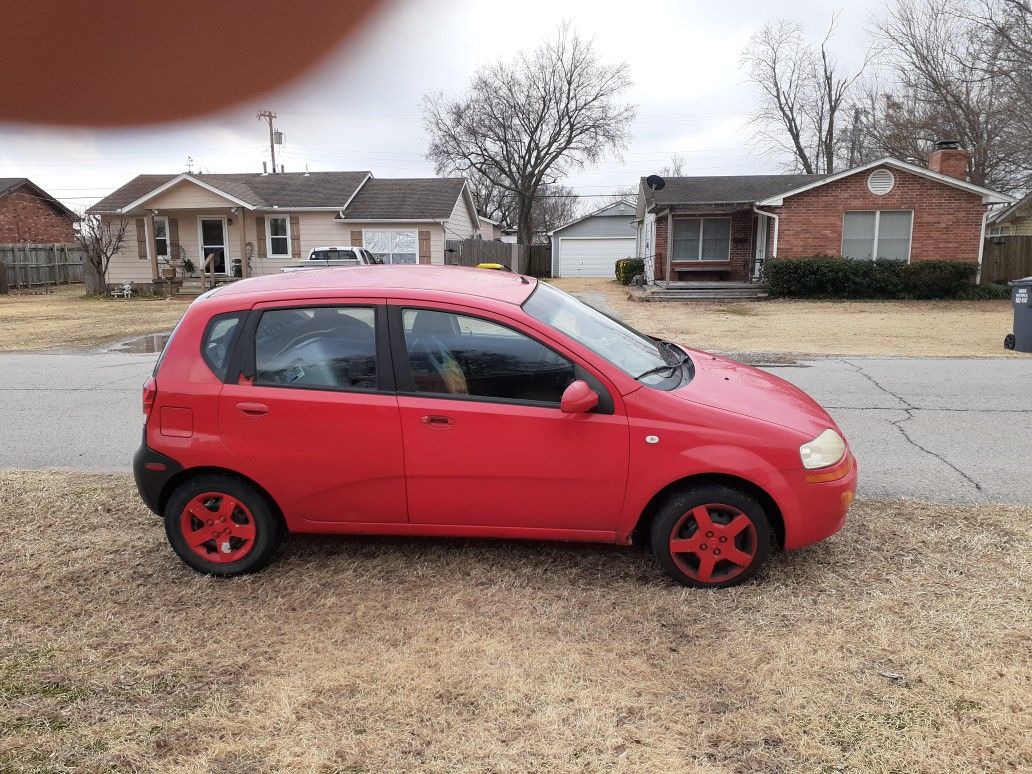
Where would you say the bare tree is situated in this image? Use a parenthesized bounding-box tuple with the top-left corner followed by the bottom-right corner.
(424, 24, 635, 262)
(743, 15, 868, 174)
(76, 212, 129, 295)
(973, 1, 1032, 163)
(531, 183, 581, 238)
(858, 0, 1030, 189)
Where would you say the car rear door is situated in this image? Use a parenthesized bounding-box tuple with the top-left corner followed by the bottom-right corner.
(388, 301, 629, 535)
(218, 299, 407, 525)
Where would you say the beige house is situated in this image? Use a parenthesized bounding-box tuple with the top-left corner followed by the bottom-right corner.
(88, 171, 480, 290)
(988, 191, 1032, 236)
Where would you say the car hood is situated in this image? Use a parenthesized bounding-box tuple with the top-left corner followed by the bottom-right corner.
(670, 348, 839, 437)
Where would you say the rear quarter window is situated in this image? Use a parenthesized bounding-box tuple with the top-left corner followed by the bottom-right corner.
(201, 312, 245, 380)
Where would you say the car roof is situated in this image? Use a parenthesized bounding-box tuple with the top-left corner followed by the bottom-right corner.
(212, 265, 538, 306)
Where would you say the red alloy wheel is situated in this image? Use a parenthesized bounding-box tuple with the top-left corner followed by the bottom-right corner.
(668, 503, 759, 584)
(179, 492, 257, 565)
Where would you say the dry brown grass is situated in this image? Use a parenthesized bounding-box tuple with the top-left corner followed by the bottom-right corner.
(1, 471, 1029, 772)
(551, 278, 1018, 359)
(0, 287, 189, 352)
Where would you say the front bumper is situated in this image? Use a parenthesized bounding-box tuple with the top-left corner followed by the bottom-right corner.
(132, 437, 183, 516)
(765, 452, 858, 551)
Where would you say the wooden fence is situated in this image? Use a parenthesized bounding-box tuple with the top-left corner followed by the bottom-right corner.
(981, 236, 1032, 284)
(0, 243, 85, 293)
(444, 239, 552, 276)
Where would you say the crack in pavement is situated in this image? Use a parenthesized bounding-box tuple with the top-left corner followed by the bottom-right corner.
(840, 359, 984, 493)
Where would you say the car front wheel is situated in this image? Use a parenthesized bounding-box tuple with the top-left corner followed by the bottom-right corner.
(163, 474, 282, 576)
(650, 485, 771, 588)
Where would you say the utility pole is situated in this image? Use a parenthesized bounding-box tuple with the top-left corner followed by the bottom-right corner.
(257, 109, 281, 173)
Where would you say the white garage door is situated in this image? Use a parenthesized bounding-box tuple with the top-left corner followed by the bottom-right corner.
(558, 237, 636, 277)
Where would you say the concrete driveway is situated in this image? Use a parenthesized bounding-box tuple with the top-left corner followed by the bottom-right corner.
(1, 350, 1029, 504)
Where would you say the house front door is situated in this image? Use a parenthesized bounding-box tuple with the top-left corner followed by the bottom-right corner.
(199, 218, 228, 274)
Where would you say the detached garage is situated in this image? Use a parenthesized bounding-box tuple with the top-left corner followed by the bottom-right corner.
(550, 200, 637, 277)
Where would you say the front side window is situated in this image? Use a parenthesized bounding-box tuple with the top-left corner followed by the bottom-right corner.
(842, 210, 913, 260)
(402, 308, 576, 404)
(254, 306, 377, 390)
(154, 217, 169, 259)
(672, 217, 731, 261)
(268, 216, 291, 258)
(365, 230, 417, 264)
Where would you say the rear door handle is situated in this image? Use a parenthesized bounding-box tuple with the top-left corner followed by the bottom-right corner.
(236, 402, 269, 416)
(420, 414, 454, 429)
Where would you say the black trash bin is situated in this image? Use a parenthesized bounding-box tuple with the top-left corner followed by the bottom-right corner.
(1005, 276, 1032, 352)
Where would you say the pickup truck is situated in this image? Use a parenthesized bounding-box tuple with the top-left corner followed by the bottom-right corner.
(279, 246, 384, 273)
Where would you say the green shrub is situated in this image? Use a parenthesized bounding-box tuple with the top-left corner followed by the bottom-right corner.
(766, 257, 980, 299)
(901, 261, 977, 299)
(615, 257, 644, 285)
(957, 282, 1010, 300)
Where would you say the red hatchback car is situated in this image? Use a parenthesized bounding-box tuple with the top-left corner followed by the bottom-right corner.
(135, 266, 856, 588)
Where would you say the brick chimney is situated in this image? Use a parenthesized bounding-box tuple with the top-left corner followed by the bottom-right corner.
(928, 140, 970, 180)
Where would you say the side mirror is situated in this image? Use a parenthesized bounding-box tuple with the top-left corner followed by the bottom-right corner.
(560, 380, 599, 414)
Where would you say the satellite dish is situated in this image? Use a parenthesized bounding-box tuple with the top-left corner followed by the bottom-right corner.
(646, 174, 666, 192)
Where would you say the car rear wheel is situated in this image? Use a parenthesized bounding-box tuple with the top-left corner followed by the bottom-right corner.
(163, 474, 282, 576)
(650, 485, 771, 589)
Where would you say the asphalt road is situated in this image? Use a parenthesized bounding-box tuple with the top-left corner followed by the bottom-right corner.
(1, 350, 1029, 505)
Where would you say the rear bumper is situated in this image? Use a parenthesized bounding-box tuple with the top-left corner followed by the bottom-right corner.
(763, 452, 858, 551)
(132, 438, 183, 516)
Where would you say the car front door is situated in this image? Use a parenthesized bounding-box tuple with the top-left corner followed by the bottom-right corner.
(389, 303, 629, 535)
(218, 300, 407, 524)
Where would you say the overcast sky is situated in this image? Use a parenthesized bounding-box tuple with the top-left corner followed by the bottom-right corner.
(0, 0, 874, 211)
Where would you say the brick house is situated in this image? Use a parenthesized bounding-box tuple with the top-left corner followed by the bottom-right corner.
(0, 178, 77, 243)
(635, 143, 1013, 285)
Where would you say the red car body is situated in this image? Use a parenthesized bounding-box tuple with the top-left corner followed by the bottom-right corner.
(136, 266, 856, 585)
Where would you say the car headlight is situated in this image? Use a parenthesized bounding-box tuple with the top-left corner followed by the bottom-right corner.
(799, 429, 846, 470)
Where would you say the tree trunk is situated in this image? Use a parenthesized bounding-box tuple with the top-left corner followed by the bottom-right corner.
(83, 258, 106, 295)
(516, 196, 534, 274)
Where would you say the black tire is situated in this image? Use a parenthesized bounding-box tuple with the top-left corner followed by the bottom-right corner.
(163, 474, 282, 577)
(649, 485, 771, 589)
(1004, 333, 1015, 351)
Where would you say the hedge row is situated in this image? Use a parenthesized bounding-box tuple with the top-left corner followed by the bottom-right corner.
(764, 257, 1001, 299)
(615, 257, 644, 285)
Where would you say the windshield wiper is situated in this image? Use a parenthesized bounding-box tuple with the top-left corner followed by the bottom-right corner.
(635, 353, 690, 381)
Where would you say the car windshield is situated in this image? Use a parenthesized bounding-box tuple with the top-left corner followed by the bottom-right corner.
(310, 249, 357, 262)
(523, 282, 682, 386)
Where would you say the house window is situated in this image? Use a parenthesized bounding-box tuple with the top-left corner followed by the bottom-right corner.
(671, 217, 731, 261)
(364, 229, 417, 264)
(988, 225, 1012, 237)
(267, 216, 291, 258)
(842, 211, 913, 260)
(153, 217, 169, 259)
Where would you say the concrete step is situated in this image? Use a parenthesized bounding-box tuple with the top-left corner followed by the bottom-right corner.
(638, 284, 768, 301)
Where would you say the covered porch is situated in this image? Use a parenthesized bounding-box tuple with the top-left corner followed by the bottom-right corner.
(651, 206, 773, 285)
(133, 207, 256, 293)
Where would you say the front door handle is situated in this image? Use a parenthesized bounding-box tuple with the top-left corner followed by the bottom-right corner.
(420, 414, 454, 429)
(236, 402, 269, 416)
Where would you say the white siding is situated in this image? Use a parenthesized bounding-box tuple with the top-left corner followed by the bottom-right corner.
(105, 216, 149, 283)
(444, 195, 476, 240)
(145, 181, 239, 210)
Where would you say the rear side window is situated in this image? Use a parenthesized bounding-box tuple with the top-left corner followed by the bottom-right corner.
(201, 312, 245, 380)
(254, 306, 377, 390)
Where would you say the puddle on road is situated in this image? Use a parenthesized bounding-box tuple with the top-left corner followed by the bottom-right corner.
(108, 332, 171, 354)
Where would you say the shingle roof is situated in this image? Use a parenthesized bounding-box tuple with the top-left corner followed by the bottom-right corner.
(340, 177, 468, 220)
(0, 177, 78, 219)
(641, 174, 828, 208)
(89, 171, 372, 212)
